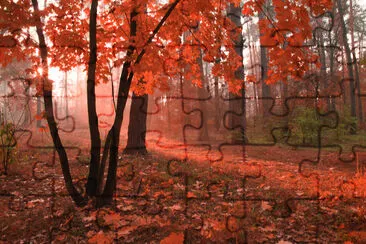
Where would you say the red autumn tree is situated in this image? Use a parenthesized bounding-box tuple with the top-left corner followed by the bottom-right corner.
(0, 0, 332, 207)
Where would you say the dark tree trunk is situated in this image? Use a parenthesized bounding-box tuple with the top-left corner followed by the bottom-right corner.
(198, 50, 209, 141)
(31, 0, 86, 206)
(328, 7, 336, 111)
(318, 31, 327, 94)
(214, 71, 222, 131)
(280, 81, 288, 128)
(259, 11, 271, 118)
(337, 0, 357, 126)
(99, 8, 138, 205)
(227, 4, 246, 143)
(353, 50, 363, 122)
(85, 0, 101, 197)
(349, 0, 363, 122)
(36, 96, 42, 128)
(123, 93, 148, 155)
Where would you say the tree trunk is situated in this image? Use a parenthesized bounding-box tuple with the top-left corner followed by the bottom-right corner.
(337, 0, 357, 129)
(328, 25, 336, 111)
(96, 7, 138, 205)
(349, 0, 363, 122)
(31, 0, 86, 206)
(85, 0, 101, 197)
(64, 71, 69, 117)
(214, 75, 221, 130)
(318, 31, 327, 93)
(259, 10, 271, 117)
(123, 93, 148, 155)
(247, 24, 259, 117)
(227, 4, 246, 143)
(198, 50, 210, 141)
(36, 96, 42, 128)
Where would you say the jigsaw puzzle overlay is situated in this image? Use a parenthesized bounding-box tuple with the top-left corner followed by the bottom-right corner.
(1, 1, 366, 243)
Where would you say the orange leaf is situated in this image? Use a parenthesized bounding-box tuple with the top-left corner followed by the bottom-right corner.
(160, 232, 184, 244)
(103, 212, 122, 227)
(187, 192, 197, 199)
(88, 231, 113, 244)
(261, 201, 273, 211)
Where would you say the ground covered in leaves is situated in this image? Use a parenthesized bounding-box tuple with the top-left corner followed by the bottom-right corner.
(1, 143, 366, 243)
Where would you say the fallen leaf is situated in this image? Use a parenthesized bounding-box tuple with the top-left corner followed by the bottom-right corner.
(120, 205, 134, 211)
(348, 231, 366, 240)
(277, 240, 292, 244)
(160, 232, 184, 244)
(170, 204, 183, 211)
(88, 231, 113, 244)
(54, 234, 67, 241)
(261, 201, 273, 211)
(117, 226, 137, 238)
(187, 192, 197, 198)
(103, 213, 122, 227)
(26, 201, 35, 209)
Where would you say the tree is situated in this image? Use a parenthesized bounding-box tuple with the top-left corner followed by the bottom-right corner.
(336, 0, 357, 126)
(349, 0, 363, 122)
(227, 3, 246, 143)
(0, 0, 333, 208)
(258, 2, 271, 117)
(123, 2, 150, 155)
(123, 93, 148, 155)
(31, 0, 87, 205)
(47, 0, 247, 206)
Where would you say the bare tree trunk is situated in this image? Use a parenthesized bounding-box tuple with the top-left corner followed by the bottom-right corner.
(337, 0, 357, 129)
(247, 24, 259, 117)
(252, 43, 263, 115)
(36, 97, 42, 128)
(124, 2, 149, 155)
(123, 93, 148, 155)
(98, 8, 138, 205)
(85, 0, 101, 197)
(259, 10, 271, 118)
(350, 0, 363, 122)
(227, 4, 246, 143)
(198, 50, 209, 141)
(318, 32, 327, 89)
(328, 23, 336, 111)
(214, 49, 222, 131)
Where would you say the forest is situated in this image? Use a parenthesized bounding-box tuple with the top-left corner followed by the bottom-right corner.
(1, 0, 366, 242)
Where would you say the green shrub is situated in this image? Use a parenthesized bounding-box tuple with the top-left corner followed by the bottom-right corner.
(335, 106, 358, 139)
(288, 106, 321, 146)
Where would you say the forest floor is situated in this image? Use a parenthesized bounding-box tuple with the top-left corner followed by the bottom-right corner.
(1, 133, 366, 243)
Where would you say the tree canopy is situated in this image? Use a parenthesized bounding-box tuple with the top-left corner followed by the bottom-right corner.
(1, 0, 333, 93)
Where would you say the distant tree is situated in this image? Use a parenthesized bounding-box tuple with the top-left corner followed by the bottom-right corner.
(349, 0, 363, 122)
(336, 0, 357, 132)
